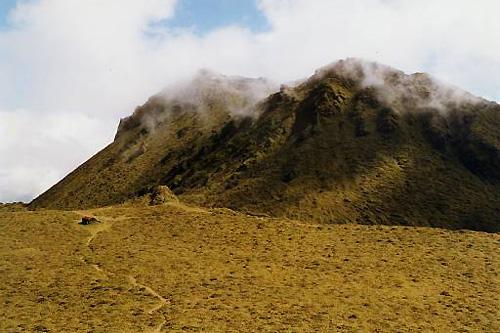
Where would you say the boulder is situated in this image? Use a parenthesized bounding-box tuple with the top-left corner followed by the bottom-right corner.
(79, 216, 99, 225)
(149, 185, 178, 205)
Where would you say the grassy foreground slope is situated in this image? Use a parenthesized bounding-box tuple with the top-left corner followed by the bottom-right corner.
(1, 203, 498, 332)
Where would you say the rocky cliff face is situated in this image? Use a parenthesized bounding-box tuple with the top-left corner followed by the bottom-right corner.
(30, 59, 500, 231)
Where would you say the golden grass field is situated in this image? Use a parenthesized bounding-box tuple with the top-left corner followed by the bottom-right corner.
(1, 202, 499, 332)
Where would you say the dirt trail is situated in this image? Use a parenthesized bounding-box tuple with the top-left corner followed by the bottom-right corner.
(85, 222, 111, 246)
(75, 211, 169, 332)
(127, 276, 170, 315)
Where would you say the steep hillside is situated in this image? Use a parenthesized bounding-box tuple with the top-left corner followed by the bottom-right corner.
(30, 71, 275, 210)
(30, 59, 500, 231)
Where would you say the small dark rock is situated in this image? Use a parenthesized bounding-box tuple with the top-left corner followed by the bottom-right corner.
(440, 290, 451, 296)
(79, 216, 99, 225)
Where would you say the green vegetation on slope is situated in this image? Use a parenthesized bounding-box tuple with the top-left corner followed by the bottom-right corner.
(30, 59, 500, 231)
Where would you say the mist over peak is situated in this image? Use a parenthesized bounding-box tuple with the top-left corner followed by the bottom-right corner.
(31, 59, 500, 233)
(311, 58, 485, 113)
(115, 70, 278, 139)
(117, 58, 494, 143)
(158, 69, 278, 115)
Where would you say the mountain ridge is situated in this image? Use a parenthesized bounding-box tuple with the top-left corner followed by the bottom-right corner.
(30, 58, 500, 232)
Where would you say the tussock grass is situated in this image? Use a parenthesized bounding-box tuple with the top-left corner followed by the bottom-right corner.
(1, 204, 499, 332)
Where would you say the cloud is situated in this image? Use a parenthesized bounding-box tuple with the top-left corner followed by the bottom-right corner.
(1, 0, 499, 201)
(0, 110, 112, 202)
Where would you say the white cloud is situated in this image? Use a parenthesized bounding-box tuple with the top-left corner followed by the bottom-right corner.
(0, 110, 113, 202)
(1, 0, 499, 202)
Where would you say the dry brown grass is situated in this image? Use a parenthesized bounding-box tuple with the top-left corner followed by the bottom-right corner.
(1, 203, 499, 332)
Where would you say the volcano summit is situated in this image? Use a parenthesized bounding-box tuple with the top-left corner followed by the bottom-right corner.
(31, 59, 500, 232)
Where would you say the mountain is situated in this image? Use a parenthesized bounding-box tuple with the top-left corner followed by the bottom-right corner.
(30, 59, 500, 232)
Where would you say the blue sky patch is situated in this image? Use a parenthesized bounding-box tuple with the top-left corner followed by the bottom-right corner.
(0, 0, 17, 28)
(167, 0, 269, 33)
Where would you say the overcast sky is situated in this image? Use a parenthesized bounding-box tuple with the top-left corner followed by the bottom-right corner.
(1, 0, 499, 202)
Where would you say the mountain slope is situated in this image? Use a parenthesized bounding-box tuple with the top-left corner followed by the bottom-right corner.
(30, 59, 500, 231)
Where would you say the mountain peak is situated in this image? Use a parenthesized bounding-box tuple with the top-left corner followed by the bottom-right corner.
(309, 58, 484, 112)
(30, 60, 500, 232)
